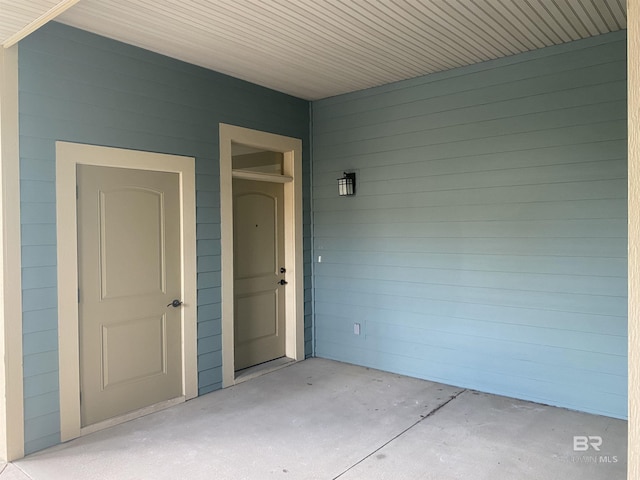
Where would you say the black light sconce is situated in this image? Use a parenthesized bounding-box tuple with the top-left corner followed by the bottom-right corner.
(338, 172, 356, 196)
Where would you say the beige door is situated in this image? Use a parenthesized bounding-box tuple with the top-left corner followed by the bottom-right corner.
(233, 179, 286, 370)
(77, 165, 183, 427)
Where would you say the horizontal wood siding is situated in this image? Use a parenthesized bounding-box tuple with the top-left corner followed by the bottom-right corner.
(18, 22, 310, 454)
(312, 31, 627, 419)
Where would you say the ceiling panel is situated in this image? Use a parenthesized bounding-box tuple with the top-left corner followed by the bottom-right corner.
(1, 0, 628, 100)
(0, 0, 58, 41)
(0, 0, 80, 47)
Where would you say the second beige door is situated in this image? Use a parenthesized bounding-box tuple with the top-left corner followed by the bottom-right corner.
(77, 165, 183, 427)
(233, 179, 286, 370)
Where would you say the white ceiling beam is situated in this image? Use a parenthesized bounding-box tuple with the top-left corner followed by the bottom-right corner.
(2, 0, 83, 48)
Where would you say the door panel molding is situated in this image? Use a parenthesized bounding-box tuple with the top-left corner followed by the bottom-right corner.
(219, 124, 304, 387)
(56, 142, 197, 442)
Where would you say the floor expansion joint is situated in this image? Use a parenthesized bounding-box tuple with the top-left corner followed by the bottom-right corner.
(331, 388, 467, 480)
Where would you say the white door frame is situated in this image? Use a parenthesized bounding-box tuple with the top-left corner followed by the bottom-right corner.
(219, 124, 304, 387)
(55, 142, 198, 442)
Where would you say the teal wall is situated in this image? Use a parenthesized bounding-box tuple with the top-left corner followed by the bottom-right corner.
(18, 20, 628, 457)
(19, 22, 311, 454)
(312, 31, 627, 419)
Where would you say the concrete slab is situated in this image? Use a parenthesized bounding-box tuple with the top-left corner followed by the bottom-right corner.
(15, 358, 463, 480)
(0, 463, 31, 480)
(9, 359, 627, 479)
(339, 389, 627, 480)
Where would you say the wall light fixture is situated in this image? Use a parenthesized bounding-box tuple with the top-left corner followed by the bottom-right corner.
(338, 172, 356, 196)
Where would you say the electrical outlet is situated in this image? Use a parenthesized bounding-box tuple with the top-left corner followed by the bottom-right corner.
(353, 323, 361, 335)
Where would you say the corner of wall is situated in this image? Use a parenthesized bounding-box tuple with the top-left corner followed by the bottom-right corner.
(0, 44, 25, 461)
(628, 2, 639, 479)
(308, 101, 316, 358)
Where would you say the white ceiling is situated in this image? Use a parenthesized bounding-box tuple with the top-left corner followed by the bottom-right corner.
(0, 0, 628, 100)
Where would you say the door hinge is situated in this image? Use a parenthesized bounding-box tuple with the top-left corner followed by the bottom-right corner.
(78, 288, 80, 303)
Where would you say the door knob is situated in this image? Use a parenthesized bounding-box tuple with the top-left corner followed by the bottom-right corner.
(167, 299, 183, 308)
(278, 279, 288, 285)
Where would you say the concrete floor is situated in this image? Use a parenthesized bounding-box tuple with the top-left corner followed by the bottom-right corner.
(0, 358, 627, 479)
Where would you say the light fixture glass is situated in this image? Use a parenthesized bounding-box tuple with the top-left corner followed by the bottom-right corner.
(338, 172, 356, 196)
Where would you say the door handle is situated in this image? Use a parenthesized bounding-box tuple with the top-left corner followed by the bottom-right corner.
(278, 279, 288, 285)
(167, 299, 183, 308)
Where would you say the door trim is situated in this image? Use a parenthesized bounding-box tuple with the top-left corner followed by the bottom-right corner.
(56, 142, 197, 442)
(219, 124, 304, 387)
